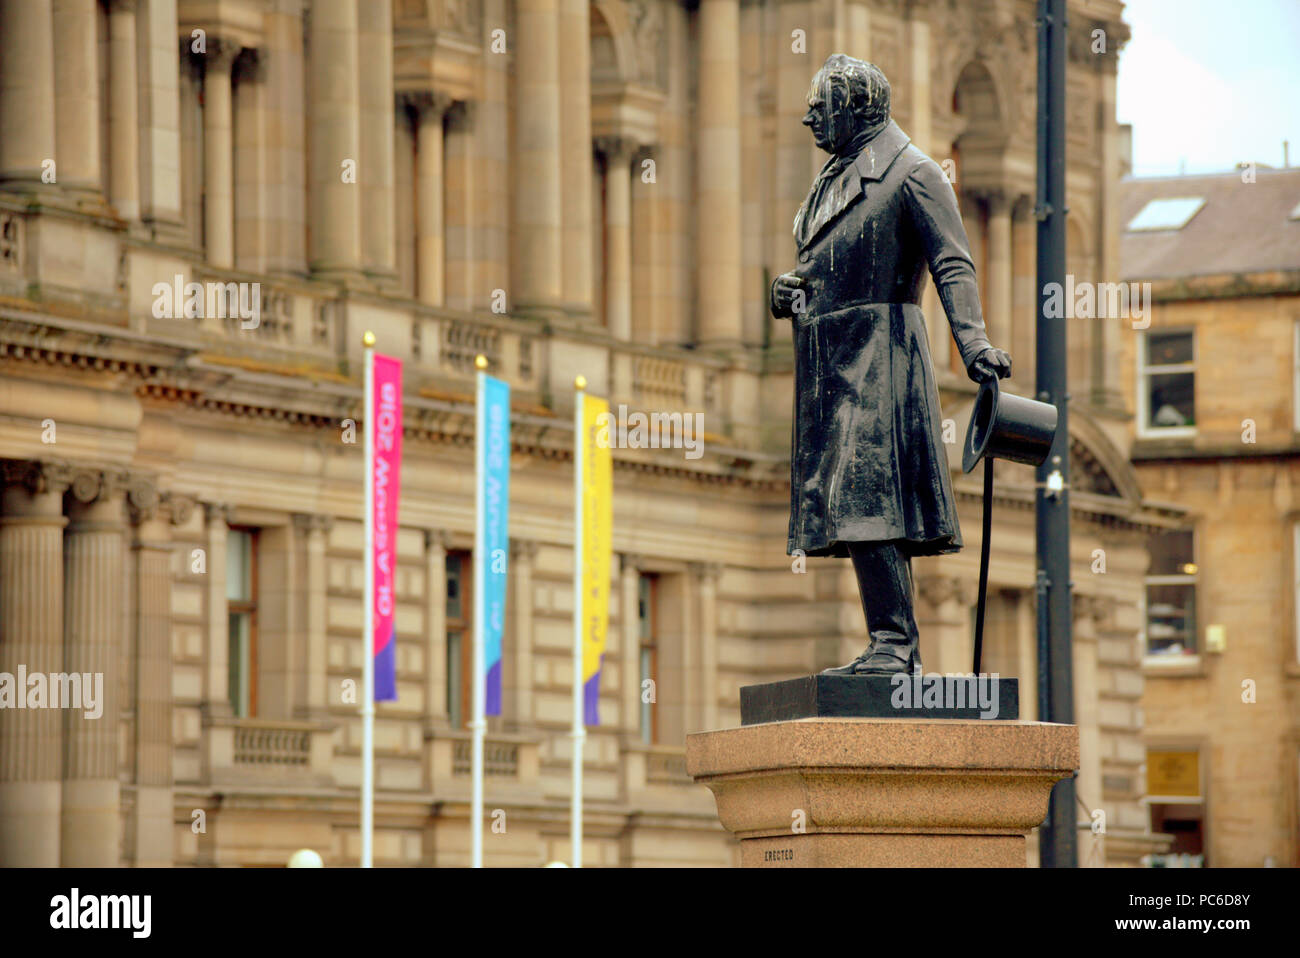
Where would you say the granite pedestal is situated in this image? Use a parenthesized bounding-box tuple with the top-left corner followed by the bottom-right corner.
(686, 712, 1078, 867)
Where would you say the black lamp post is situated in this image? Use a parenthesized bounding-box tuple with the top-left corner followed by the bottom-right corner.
(1035, 0, 1077, 869)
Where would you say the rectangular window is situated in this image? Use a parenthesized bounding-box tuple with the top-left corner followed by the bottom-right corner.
(1145, 748, 1205, 867)
(446, 551, 472, 728)
(1293, 320, 1300, 430)
(638, 573, 659, 744)
(1145, 529, 1197, 657)
(1294, 524, 1300, 663)
(227, 528, 258, 717)
(1139, 329, 1195, 435)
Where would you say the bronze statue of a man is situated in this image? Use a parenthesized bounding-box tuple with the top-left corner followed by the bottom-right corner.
(771, 54, 1012, 676)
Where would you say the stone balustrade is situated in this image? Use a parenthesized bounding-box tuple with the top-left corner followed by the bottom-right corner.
(620, 742, 715, 814)
(426, 728, 542, 802)
(202, 715, 336, 788)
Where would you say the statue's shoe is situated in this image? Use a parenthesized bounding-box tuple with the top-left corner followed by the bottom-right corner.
(855, 648, 919, 675)
(821, 651, 872, 675)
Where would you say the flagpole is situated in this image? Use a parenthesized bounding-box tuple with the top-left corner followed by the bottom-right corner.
(361, 330, 376, 869)
(571, 375, 587, 868)
(471, 354, 488, 868)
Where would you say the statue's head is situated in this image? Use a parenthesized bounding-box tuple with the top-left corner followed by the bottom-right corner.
(802, 54, 891, 155)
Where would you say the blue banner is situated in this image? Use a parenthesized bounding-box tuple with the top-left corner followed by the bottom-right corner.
(477, 374, 510, 715)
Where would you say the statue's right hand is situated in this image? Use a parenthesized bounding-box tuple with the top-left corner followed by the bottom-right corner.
(770, 272, 806, 319)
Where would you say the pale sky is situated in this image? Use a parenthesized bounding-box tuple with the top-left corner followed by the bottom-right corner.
(1116, 0, 1300, 177)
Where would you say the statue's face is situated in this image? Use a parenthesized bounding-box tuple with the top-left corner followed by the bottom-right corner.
(802, 76, 854, 154)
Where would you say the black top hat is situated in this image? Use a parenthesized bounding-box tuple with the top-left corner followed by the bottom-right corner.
(962, 377, 1059, 474)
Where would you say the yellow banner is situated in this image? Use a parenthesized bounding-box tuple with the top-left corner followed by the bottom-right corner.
(581, 394, 613, 723)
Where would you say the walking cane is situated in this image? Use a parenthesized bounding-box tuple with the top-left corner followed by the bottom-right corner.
(962, 377, 1058, 675)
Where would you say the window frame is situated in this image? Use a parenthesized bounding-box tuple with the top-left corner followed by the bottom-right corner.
(227, 526, 259, 718)
(1143, 526, 1200, 663)
(1293, 521, 1300, 664)
(446, 549, 473, 729)
(1293, 319, 1300, 431)
(1137, 327, 1197, 439)
(637, 572, 660, 745)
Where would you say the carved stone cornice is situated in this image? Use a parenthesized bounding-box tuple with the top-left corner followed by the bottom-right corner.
(916, 574, 977, 609)
(125, 477, 161, 525)
(1073, 593, 1117, 628)
(1068, 17, 1130, 71)
(510, 538, 539, 562)
(398, 90, 455, 121)
(231, 46, 266, 85)
(424, 528, 455, 552)
(444, 99, 475, 134)
(68, 467, 132, 505)
(594, 135, 640, 165)
(201, 35, 243, 74)
(966, 187, 1012, 212)
(202, 501, 233, 526)
(689, 561, 723, 585)
(161, 492, 197, 526)
(2, 459, 75, 496)
(292, 512, 335, 535)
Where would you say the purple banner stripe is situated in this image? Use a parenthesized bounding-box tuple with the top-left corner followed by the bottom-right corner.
(583, 672, 601, 726)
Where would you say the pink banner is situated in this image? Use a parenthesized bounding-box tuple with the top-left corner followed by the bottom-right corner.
(371, 353, 402, 701)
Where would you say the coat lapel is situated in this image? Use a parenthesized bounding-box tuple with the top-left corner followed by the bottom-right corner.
(796, 121, 913, 252)
(854, 120, 911, 182)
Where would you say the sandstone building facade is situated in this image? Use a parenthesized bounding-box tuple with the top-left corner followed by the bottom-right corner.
(0, 0, 1172, 866)
(1122, 166, 1300, 867)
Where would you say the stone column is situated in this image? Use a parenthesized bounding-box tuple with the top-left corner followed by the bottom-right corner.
(630, 147, 659, 346)
(203, 39, 239, 269)
(466, 0, 510, 315)
(443, 101, 476, 311)
(358, 0, 397, 281)
(689, 562, 721, 731)
(128, 486, 178, 867)
(60, 474, 125, 866)
(308, 0, 363, 278)
(985, 191, 1013, 352)
(558, 0, 593, 315)
(508, 539, 538, 729)
(1072, 594, 1106, 862)
(1093, 66, 1122, 408)
(137, 0, 184, 228)
(513, 0, 563, 312)
(423, 530, 451, 730)
(201, 503, 231, 722)
(695, 0, 742, 347)
(906, 9, 932, 155)
(0, 463, 69, 866)
(698, 564, 721, 730)
(0, 0, 56, 190)
(412, 93, 452, 307)
(107, 0, 140, 219)
(52, 0, 101, 195)
(914, 573, 977, 676)
(598, 137, 636, 340)
(293, 514, 332, 719)
(263, 0, 308, 273)
(232, 48, 269, 273)
(619, 554, 641, 734)
(1011, 195, 1037, 382)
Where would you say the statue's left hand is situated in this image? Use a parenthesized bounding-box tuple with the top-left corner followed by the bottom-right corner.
(967, 347, 1012, 384)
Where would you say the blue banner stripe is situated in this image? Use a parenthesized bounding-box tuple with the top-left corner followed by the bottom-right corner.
(479, 375, 510, 717)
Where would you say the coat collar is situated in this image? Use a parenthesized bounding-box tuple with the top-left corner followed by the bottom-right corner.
(853, 120, 911, 181)
(795, 120, 912, 250)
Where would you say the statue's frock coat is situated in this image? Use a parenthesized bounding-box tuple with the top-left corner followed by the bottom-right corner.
(778, 121, 994, 558)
